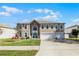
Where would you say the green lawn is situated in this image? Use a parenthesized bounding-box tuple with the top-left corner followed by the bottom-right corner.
(0, 50, 38, 56)
(0, 39, 40, 46)
(65, 38, 79, 40)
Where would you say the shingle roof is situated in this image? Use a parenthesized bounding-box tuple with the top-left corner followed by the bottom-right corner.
(36, 20, 64, 24)
(66, 25, 79, 29)
(17, 20, 64, 24)
(0, 24, 14, 29)
(0, 24, 8, 28)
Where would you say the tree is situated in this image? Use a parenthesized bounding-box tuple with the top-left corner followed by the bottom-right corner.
(71, 29, 79, 38)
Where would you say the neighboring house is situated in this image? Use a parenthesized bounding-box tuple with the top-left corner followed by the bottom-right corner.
(0, 24, 17, 39)
(16, 20, 65, 40)
(65, 25, 79, 38)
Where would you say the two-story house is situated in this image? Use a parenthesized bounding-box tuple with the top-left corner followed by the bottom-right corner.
(16, 20, 65, 40)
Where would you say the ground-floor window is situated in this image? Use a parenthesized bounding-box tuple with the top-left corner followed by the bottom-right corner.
(19, 32, 22, 37)
(25, 33, 27, 37)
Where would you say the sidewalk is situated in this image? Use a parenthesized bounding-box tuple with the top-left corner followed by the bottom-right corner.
(36, 40, 79, 56)
(0, 46, 39, 50)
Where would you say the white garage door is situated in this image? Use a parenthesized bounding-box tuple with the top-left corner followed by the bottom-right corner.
(65, 33, 69, 38)
(40, 33, 55, 40)
(40, 32, 64, 40)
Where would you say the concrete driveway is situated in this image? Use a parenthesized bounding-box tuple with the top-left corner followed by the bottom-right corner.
(36, 40, 79, 56)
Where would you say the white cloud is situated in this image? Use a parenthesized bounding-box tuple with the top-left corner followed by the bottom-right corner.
(34, 9, 43, 13)
(1, 5, 23, 14)
(0, 12, 11, 16)
(72, 18, 79, 22)
(21, 19, 29, 22)
(66, 18, 79, 28)
(41, 15, 58, 20)
(27, 9, 43, 14)
(27, 8, 60, 20)
(27, 8, 55, 14)
(27, 10, 31, 14)
(35, 12, 59, 20)
(0, 5, 23, 16)
(72, 18, 79, 25)
(33, 9, 53, 14)
(43, 9, 52, 14)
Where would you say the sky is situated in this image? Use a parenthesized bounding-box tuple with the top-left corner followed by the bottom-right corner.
(0, 3, 79, 28)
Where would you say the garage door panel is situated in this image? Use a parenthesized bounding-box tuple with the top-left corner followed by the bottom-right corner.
(40, 33, 55, 40)
(40, 32, 64, 40)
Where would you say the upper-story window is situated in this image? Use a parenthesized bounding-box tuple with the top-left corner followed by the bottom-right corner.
(60, 25, 63, 30)
(55, 25, 58, 30)
(22, 24, 25, 27)
(51, 25, 53, 29)
(33, 26, 37, 30)
(46, 24, 48, 29)
(57, 24, 63, 30)
(42, 24, 44, 29)
(57, 24, 60, 30)
(25, 25, 27, 29)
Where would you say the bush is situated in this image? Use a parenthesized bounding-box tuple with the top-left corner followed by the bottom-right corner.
(20, 37, 30, 39)
(20, 38, 25, 39)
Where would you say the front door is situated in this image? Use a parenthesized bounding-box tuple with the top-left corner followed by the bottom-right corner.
(32, 25, 38, 38)
(32, 33, 38, 38)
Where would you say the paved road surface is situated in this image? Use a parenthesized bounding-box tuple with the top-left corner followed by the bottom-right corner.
(36, 40, 79, 56)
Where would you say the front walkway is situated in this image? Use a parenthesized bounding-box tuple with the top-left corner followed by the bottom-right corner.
(0, 46, 39, 50)
(36, 40, 79, 56)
